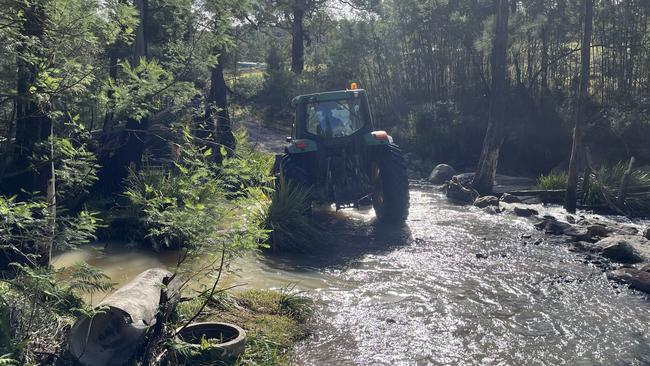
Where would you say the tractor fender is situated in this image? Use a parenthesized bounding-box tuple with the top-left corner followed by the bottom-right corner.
(286, 138, 318, 154)
(364, 131, 394, 146)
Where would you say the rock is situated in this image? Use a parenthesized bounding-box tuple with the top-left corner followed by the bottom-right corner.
(513, 206, 539, 218)
(428, 164, 457, 184)
(499, 193, 522, 204)
(562, 226, 592, 242)
(475, 253, 489, 259)
(644, 227, 650, 240)
(453, 173, 475, 186)
(569, 241, 601, 254)
(607, 268, 650, 294)
(474, 196, 499, 208)
(616, 226, 639, 236)
(483, 206, 502, 215)
(534, 216, 572, 235)
(444, 178, 479, 204)
(587, 224, 612, 238)
(597, 237, 645, 264)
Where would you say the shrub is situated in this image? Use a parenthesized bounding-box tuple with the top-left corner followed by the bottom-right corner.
(536, 172, 568, 190)
(264, 178, 328, 252)
(583, 163, 650, 216)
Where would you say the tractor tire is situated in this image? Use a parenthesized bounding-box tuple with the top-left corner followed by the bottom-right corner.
(273, 153, 313, 214)
(372, 143, 410, 223)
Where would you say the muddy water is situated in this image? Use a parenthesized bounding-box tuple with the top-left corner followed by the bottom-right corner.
(53, 184, 650, 365)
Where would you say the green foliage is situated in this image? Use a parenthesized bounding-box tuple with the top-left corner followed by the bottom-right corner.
(112, 58, 196, 121)
(220, 129, 275, 195)
(582, 163, 650, 216)
(264, 178, 328, 252)
(536, 172, 568, 190)
(0, 260, 112, 364)
(123, 129, 271, 257)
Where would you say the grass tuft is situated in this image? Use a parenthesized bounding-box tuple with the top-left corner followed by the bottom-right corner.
(264, 178, 328, 252)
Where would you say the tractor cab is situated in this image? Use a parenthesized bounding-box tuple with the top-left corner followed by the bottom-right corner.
(291, 87, 373, 143)
(274, 84, 410, 223)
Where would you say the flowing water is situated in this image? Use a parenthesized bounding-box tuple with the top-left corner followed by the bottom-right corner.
(53, 184, 650, 365)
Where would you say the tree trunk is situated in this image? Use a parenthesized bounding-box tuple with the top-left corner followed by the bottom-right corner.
(4, 1, 51, 196)
(291, 0, 306, 74)
(564, 0, 593, 213)
(96, 0, 149, 193)
(540, 24, 549, 97)
(472, 0, 509, 195)
(206, 51, 235, 163)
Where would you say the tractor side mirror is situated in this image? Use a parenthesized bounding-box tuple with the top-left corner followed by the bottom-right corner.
(286, 136, 292, 142)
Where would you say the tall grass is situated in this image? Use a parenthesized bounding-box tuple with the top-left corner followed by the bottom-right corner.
(536, 172, 568, 190)
(584, 163, 650, 216)
(536, 164, 650, 216)
(264, 178, 327, 252)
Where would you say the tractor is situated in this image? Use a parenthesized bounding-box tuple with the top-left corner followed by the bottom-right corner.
(273, 84, 410, 223)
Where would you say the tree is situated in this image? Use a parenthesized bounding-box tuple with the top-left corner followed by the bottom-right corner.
(472, 0, 510, 195)
(291, 0, 307, 73)
(206, 51, 235, 162)
(564, 0, 594, 213)
(5, 1, 51, 196)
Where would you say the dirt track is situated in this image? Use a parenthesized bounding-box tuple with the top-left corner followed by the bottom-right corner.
(235, 119, 287, 154)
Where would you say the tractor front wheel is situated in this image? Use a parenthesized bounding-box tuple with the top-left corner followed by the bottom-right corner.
(372, 144, 410, 223)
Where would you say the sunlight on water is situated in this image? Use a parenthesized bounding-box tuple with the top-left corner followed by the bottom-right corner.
(53, 185, 650, 364)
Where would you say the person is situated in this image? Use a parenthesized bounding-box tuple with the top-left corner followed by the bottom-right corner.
(319, 104, 346, 136)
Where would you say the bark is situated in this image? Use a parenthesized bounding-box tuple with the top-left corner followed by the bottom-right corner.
(472, 0, 509, 195)
(617, 156, 635, 209)
(564, 0, 593, 213)
(4, 1, 51, 196)
(96, 0, 149, 193)
(206, 52, 235, 163)
(291, 0, 306, 74)
(540, 24, 549, 96)
(133, 0, 147, 64)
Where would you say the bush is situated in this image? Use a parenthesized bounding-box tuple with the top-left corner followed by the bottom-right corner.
(536, 172, 568, 190)
(264, 178, 328, 252)
(583, 163, 650, 216)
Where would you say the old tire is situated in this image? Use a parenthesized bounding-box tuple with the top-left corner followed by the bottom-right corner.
(175, 322, 246, 363)
(372, 143, 410, 223)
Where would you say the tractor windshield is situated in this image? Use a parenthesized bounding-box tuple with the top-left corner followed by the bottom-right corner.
(306, 99, 364, 138)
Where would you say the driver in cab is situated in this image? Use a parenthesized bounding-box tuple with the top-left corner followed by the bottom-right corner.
(318, 104, 350, 137)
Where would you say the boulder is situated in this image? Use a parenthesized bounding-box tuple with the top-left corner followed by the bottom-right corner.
(597, 237, 645, 264)
(569, 241, 602, 254)
(534, 216, 572, 235)
(607, 268, 650, 294)
(499, 193, 522, 204)
(513, 206, 539, 218)
(474, 196, 499, 208)
(562, 226, 593, 242)
(444, 178, 479, 204)
(483, 206, 503, 215)
(586, 225, 612, 238)
(428, 164, 457, 184)
(644, 227, 650, 240)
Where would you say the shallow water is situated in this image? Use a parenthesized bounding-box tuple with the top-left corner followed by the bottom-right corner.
(53, 184, 650, 365)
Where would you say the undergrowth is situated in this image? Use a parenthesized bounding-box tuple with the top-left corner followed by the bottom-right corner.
(536, 163, 650, 216)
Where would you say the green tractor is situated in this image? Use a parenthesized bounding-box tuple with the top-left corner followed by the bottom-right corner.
(273, 85, 410, 223)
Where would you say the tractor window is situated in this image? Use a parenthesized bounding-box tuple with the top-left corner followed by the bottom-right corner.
(306, 99, 364, 137)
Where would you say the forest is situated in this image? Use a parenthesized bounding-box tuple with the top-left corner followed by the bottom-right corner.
(1, 0, 650, 365)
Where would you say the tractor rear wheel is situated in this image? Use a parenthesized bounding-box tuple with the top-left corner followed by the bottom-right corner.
(273, 153, 313, 214)
(372, 144, 409, 223)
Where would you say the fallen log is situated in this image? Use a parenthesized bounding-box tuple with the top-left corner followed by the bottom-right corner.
(68, 268, 179, 366)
